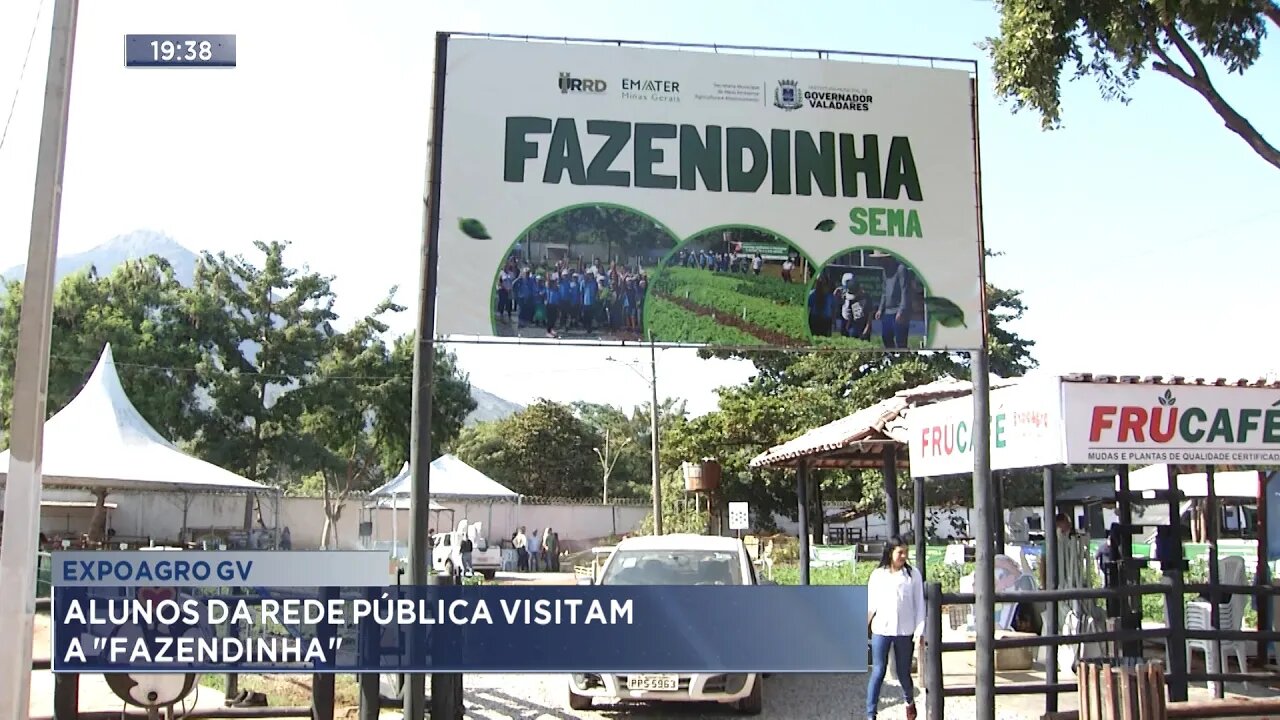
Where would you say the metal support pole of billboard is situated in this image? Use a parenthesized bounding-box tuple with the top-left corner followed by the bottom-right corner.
(649, 334, 663, 536)
(970, 349, 995, 720)
(1042, 465, 1059, 714)
(404, 31, 450, 720)
(914, 476, 926, 578)
(0, 2, 79, 718)
(968, 69, 996, 720)
(797, 459, 810, 585)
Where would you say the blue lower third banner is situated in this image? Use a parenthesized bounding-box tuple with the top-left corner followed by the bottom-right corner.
(53, 585, 868, 673)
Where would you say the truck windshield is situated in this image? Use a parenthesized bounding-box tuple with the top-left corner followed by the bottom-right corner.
(599, 549, 742, 585)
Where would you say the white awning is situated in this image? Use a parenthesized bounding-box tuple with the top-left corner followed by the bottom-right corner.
(370, 454, 518, 500)
(0, 344, 267, 494)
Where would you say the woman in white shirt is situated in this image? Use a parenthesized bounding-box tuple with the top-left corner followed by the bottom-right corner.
(865, 536, 925, 720)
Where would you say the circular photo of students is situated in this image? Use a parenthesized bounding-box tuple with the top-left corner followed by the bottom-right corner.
(809, 248, 929, 350)
(491, 205, 679, 341)
(645, 226, 815, 347)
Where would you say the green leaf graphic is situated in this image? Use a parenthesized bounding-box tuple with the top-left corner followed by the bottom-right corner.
(814, 219, 836, 232)
(924, 296, 966, 328)
(1164, 389, 1176, 406)
(459, 218, 492, 240)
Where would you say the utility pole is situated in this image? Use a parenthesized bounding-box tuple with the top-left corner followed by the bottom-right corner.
(649, 335, 663, 535)
(605, 348, 664, 535)
(0, 1, 79, 718)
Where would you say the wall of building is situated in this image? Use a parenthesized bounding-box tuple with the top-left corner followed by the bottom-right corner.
(18, 488, 650, 551)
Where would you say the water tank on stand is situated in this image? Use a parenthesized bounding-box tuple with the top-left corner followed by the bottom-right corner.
(683, 460, 721, 493)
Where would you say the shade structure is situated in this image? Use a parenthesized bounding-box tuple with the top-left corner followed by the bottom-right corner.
(376, 493, 447, 512)
(369, 454, 518, 500)
(0, 344, 266, 493)
(749, 376, 1017, 470)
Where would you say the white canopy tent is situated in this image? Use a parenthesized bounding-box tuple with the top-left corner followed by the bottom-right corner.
(367, 454, 520, 556)
(0, 344, 270, 543)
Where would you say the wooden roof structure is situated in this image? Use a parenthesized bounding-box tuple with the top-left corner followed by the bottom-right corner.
(749, 375, 1019, 470)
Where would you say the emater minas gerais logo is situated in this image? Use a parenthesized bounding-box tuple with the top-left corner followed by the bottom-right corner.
(1088, 389, 1280, 445)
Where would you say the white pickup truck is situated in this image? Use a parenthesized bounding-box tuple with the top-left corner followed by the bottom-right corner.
(431, 528, 501, 579)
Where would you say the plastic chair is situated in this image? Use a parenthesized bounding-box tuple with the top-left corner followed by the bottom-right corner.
(1186, 600, 1248, 692)
(1185, 555, 1249, 692)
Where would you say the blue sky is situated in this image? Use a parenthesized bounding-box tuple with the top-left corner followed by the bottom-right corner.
(1, 0, 1277, 416)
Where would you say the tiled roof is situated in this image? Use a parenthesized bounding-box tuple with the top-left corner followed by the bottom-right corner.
(750, 376, 1018, 469)
(1060, 373, 1280, 387)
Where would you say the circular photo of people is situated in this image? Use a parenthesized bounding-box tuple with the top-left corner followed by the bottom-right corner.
(809, 248, 930, 350)
(645, 226, 815, 347)
(491, 205, 678, 341)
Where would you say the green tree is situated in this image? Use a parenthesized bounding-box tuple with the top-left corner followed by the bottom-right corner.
(184, 241, 337, 533)
(453, 400, 601, 497)
(0, 257, 204, 449)
(571, 399, 690, 500)
(291, 295, 405, 548)
(571, 402, 645, 499)
(372, 335, 477, 475)
(983, 0, 1280, 169)
(657, 382, 851, 531)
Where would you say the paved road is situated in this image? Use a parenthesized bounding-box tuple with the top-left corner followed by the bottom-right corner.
(456, 672, 938, 720)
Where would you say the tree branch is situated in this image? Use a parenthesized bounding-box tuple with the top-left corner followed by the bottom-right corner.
(1149, 25, 1280, 170)
(1263, 1, 1280, 31)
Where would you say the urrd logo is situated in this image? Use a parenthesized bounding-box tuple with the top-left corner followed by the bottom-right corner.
(559, 72, 607, 94)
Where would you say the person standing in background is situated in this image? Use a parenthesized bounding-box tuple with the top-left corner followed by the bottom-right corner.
(543, 527, 558, 572)
(865, 536, 925, 720)
(527, 529, 542, 573)
(513, 527, 528, 572)
(458, 533, 474, 577)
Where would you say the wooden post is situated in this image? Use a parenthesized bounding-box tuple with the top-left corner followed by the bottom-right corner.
(1077, 659, 1166, 720)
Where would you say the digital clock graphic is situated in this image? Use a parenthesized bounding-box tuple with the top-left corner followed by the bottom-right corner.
(125, 34, 236, 68)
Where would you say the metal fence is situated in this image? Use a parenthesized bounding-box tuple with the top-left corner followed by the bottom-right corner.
(923, 580, 1280, 720)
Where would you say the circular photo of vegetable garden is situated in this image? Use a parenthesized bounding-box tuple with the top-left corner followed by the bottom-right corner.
(645, 226, 816, 347)
(808, 247, 934, 350)
(491, 204, 679, 341)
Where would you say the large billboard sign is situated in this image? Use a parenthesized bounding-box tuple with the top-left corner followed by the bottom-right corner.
(908, 380, 1066, 477)
(433, 36, 984, 350)
(1061, 383, 1280, 465)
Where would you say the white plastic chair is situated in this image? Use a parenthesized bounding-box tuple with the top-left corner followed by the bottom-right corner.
(1185, 555, 1249, 692)
(1186, 601, 1247, 693)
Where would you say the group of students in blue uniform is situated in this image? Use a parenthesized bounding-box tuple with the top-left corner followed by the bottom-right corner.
(495, 256, 649, 338)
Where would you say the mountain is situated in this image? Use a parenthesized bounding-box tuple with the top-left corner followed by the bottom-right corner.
(3, 228, 525, 421)
(2, 229, 200, 285)
(465, 387, 524, 427)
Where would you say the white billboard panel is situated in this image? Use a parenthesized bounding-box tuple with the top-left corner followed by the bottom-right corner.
(434, 37, 983, 350)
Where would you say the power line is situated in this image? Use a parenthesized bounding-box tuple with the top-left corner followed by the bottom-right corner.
(44, 352, 616, 383)
(0, 0, 48, 155)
